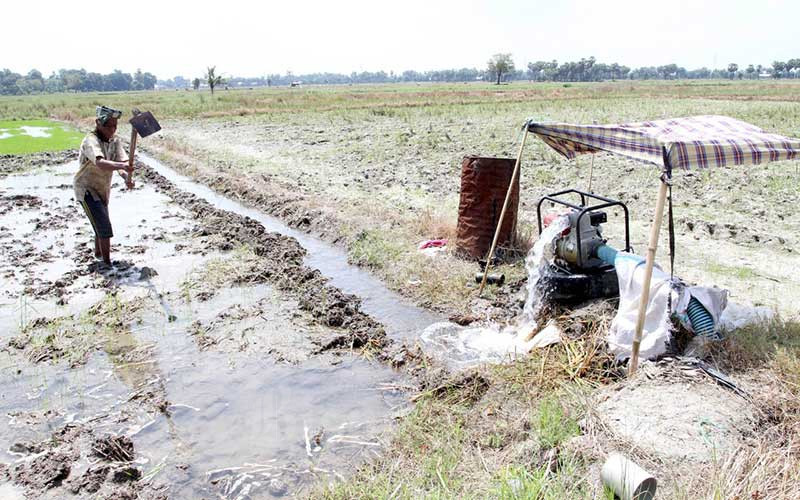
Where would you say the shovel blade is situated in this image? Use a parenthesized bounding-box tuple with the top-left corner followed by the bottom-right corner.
(129, 111, 161, 138)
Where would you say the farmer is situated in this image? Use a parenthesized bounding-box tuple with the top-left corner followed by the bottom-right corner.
(73, 105, 135, 267)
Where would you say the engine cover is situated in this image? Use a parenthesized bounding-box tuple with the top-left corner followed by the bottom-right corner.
(554, 210, 607, 269)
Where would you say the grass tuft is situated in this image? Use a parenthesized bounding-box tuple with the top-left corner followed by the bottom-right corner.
(533, 395, 580, 449)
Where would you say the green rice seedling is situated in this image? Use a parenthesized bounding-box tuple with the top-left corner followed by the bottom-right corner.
(0, 119, 83, 154)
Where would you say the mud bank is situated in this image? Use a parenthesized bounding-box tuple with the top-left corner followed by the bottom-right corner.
(136, 163, 389, 354)
(0, 151, 77, 178)
(6, 424, 161, 499)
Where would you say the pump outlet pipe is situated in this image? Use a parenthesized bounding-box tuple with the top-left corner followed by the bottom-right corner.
(595, 244, 715, 338)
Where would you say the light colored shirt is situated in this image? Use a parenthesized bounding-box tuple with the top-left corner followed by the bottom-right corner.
(73, 132, 128, 203)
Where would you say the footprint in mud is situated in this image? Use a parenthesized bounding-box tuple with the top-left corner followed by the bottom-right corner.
(88, 260, 159, 282)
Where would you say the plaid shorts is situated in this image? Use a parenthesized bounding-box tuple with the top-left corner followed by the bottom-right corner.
(79, 191, 113, 238)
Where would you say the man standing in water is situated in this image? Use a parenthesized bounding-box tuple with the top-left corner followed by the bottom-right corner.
(74, 105, 135, 267)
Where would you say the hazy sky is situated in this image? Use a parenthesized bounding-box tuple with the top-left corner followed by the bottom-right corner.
(4, 0, 797, 79)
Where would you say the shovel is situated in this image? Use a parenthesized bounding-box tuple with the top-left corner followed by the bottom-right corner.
(127, 109, 161, 188)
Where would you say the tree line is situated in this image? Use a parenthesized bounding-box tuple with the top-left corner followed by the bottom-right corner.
(159, 68, 490, 89)
(161, 56, 800, 89)
(4, 56, 800, 96)
(0, 68, 157, 95)
(500, 55, 800, 83)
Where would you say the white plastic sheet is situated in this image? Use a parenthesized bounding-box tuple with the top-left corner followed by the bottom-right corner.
(719, 302, 774, 331)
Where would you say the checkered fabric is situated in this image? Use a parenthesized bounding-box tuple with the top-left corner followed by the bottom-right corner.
(527, 115, 800, 172)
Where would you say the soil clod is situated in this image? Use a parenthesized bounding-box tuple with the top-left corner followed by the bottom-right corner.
(92, 435, 135, 462)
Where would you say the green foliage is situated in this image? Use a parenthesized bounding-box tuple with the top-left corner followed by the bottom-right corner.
(487, 53, 515, 84)
(321, 394, 470, 499)
(715, 319, 800, 370)
(533, 396, 580, 449)
(348, 229, 404, 270)
(493, 460, 607, 500)
(705, 260, 759, 280)
(132, 68, 157, 91)
(0, 68, 157, 96)
(0, 119, 83, 154)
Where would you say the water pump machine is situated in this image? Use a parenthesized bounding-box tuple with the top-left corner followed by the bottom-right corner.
(536, 189, 631, 302)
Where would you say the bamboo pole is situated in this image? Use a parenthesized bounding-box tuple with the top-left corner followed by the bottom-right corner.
(587, 154, 595, 192)
(628, 178, 669, 375)
(478, 127, 530, 296)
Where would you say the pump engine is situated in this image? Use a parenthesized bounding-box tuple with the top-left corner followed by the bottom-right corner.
(536, 189, 631, 302)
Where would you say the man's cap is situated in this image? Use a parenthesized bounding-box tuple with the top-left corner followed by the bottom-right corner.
(96, 105, 123, 125)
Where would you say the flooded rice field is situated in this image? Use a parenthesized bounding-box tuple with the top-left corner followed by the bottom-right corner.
(0, 156, 435, 498)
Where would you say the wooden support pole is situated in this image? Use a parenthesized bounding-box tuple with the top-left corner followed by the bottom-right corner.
(628, 178, 669, 375)
(478, 127, 530, 296)
(587, 154, 595, 192)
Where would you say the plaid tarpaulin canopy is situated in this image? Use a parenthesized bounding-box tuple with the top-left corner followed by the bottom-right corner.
(527, 115, 800, 172)
(480, 113, 799, 373)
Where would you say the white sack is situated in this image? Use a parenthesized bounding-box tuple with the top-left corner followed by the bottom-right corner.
(608, 252, 731, 362)
(607, 253, 674, 361)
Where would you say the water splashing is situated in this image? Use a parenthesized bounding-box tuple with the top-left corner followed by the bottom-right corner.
(521, 214, 570, 327)
(419, 214, 570, 368)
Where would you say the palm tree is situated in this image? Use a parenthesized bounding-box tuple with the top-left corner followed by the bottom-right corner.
(206, 66, 225, 95)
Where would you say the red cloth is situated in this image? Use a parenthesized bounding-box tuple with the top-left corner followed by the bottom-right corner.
(419, 239, 448, 250)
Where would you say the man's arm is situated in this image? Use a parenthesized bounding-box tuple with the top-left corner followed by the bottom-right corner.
(95, 157, 134, 174)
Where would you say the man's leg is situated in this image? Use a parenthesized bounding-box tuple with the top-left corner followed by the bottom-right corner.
(98, 237, 111, 265)
(80, 192, 113, 266)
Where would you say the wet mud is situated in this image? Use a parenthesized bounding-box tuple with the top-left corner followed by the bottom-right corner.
(0, 151, 77, 178)
(137, 163, 389, 353)
(7, 425, 160, 499)
(0, 154, 418, 499)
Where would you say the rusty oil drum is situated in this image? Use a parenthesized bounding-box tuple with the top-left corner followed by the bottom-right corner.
(455, 156, 519, 260)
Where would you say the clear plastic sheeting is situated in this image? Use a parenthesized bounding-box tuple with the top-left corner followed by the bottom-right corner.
(720, 302, 775, 331)
(420, 322, 549, 368)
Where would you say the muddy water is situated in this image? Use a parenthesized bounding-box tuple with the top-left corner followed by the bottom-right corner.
(139, 153, 441, 339)
(0, 161, 416, 498)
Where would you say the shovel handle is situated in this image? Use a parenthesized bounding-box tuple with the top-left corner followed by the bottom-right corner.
(128, 128, 138, 189)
